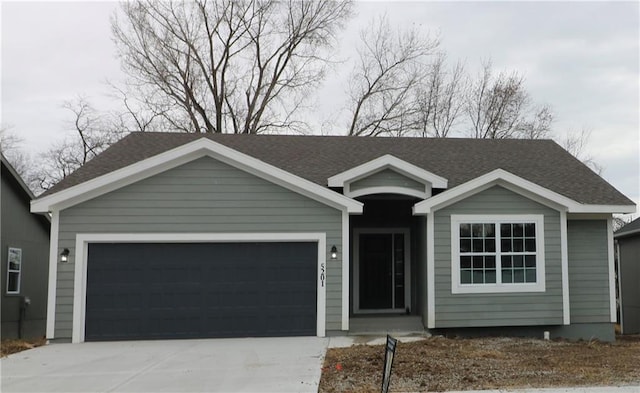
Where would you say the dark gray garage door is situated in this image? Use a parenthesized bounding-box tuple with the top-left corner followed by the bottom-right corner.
(85, 242, 317, 341)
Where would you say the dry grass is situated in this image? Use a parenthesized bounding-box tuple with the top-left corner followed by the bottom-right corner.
(1, 337, 47, 357)
(319, 335, 640, 392)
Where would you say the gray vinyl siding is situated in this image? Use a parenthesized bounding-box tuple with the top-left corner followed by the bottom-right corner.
(1, 169, 49, 339)
(350, 169, 423, 193)
(433, 186, 562, 328)
(567, 220, 611, 324)
(617, 235, 640, 334)
(54, 156, 342, 339)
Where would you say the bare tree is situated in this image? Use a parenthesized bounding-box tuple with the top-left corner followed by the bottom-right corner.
(111, 0, 352, 134)
(346, 15, 439, 136)
(517, 104, 553, 139)
(414, 54, 465, 137)
(613, 215, 632, 232)
(466, 61, 529, 139)
(560, 127, 603, 174)
(31, 97, 124, 192)
(0, 126, 44, 194)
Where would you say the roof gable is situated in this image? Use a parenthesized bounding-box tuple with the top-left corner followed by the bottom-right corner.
(413, 169, 635, 214)
(327, 154, 447, 199)
(35, 132, 635, 210)
(31, 138, 363, 214)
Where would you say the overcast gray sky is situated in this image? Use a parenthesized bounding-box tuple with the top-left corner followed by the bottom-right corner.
(1, 1, 638, 215)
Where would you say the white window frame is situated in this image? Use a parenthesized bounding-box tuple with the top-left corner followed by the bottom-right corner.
(6, 247, 22, 294)
(451, 214, 546, 294)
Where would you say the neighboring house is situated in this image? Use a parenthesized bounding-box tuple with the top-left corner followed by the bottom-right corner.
(1, 154, 50, 339)
(30, 133, 635, 343)
(614, 218, 640, 334)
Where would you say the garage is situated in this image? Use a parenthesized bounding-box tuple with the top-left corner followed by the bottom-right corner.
(84, 242, 317, 341)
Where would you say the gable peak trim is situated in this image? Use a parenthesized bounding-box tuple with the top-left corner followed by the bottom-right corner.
(413, 168, 634, 215)
(31, 137, 363, 214)
(327, 154, 448, 189)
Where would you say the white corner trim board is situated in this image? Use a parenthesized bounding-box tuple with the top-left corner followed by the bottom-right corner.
(607, 217, 617, 323)
(71, 232, 327, 343)
(560, 210, 570, 325)
(31, 137, 363, 214)
(413, 169, 635, 215)
(45, 211, 60, 339)
(341, 210, 350, 331)
(426, 214, 435, 329)
(328, 154, 448, 189)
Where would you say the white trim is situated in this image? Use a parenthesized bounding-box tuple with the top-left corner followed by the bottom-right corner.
(616, 240, 624, 333)
(31, 138, 363, 214)
(450, 214, 546, 294)
(6, 247, 22, 294)
(347, 186, 428, 199)
(352, 228, 411, 314)
(341, 210, 349, 331)
(567, 213, 614, 220)
(328, 154, 448, 189)
(426, 214, 435, 329)
(413, 169, 635, 215)
(560, 210, 570, 325)
(607, 217, 617, 323)
(46, 211, 60, 339)
(71, 232, 327, 343)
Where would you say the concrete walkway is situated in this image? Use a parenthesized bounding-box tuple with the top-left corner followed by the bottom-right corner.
(1, 337, 328, 392)
(2, 335, 638, 393)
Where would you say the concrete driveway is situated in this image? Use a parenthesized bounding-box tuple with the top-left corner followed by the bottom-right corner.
(1, 337, 329, 392)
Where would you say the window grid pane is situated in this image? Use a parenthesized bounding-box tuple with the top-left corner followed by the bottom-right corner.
(460, 221, 537, 286)
(498, 222, 537, 284)
(459, 223, 496, 285)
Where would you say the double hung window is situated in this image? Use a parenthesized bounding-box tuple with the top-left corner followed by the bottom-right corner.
(451, 215, 545, 293)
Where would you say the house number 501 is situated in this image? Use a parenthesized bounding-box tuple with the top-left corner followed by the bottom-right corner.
(320, 263, 325, 287)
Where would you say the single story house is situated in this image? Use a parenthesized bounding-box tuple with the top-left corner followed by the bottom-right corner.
(31, 133, 635, 343)
(2, 153, 50, 339)
(615, 218, 640, 334)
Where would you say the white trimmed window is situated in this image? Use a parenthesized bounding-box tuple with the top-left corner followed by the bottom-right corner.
(450, 215, 545, 294)
(6, 247, 22, 294)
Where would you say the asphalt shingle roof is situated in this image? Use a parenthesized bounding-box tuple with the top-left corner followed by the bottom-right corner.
(41, 132, 634, 206)
(615, 217, 640, 237)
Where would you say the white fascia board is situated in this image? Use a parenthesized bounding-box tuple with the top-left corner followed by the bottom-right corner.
(31, 138, 363, 214)
(327, 154, 448, 189)
(413, 168, 634, 215)
(573, 205, 636, 214)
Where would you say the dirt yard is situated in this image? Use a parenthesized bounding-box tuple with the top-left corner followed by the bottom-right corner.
(0, 337, 46, 357)
(319, 335, 640, 392)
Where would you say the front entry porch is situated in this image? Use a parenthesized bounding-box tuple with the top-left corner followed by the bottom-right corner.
(349, 196, 428, 332)
(349, 315, 425, 335)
